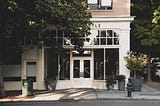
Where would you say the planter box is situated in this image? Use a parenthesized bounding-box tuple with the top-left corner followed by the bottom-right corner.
(118, 80, 125, 91)
(129, 78, 143, 91)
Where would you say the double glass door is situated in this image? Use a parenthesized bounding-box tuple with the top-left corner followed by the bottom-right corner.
(73, 58, 91, 79)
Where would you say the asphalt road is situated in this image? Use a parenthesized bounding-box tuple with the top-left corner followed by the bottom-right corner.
(1, 99, 160, 106)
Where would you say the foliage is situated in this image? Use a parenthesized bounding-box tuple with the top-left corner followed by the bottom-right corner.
(116, 75, 126, 81)
(131, 0, 160, 81)
(131, 0, 160, 54)
(106, 76, 116, 84)
(35, 0, 92, 38)
(124, 51, 147, 77)
(0, 0, 92, 96)
(0, 0, 92, 47)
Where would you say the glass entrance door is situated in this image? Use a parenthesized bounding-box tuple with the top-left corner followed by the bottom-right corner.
(73, 59, 91, 78)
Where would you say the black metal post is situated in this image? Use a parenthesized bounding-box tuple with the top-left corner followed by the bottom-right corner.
(126, 83, 132, 97)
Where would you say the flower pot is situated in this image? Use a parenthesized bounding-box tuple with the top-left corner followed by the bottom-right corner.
(107, 84, 114, 90)
(118, 80, 125, 91)
(47, 81, 56, 92)
(129, 78, 143, 91)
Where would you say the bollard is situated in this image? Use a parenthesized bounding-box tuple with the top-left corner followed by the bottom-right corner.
(126, 83, 133, 97)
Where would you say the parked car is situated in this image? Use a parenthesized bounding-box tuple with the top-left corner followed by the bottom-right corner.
(155, 65, 160, 77)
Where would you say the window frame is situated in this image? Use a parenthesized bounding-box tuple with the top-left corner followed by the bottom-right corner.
(95, 30, 119, 45)
(87, 0, 113, 10)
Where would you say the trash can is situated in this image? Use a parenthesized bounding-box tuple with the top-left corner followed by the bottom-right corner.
(22, 79, 33, 96)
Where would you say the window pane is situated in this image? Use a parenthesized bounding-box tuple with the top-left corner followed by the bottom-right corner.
(94, 30, 119, 45)
(105, 49, 119, 78)
(64, 38, 71, 45)
(27, 62, 36, 82)
(87, 0, 97, 4)
(107, 38, 112, 45)
(73, 60, 80, 78)
(72, 50, 91, 57)
(101, 38, 106, 45)
(107, 30, 113, 37)
(88, 4, 98, 9)
(94, 49, 104, 80)
(84, 60, 90, 78)
(60, 50, 70, 80)
(101, 0, 112, 7)
(114, 38, 119, 45)
(114, 32, 119, 37)
(101, 30, 106, 37)
(94, 38, 99, 45)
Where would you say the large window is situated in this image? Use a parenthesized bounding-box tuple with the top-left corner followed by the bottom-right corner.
(60, 50, 70, 80)
(94, 49, 119, 80)
(44, 48, 70, 80)
(87, 0, 112, 10)
(94, 49, 104, 80)
(63, 30, 119, 46)
(94, 30, 119, 45)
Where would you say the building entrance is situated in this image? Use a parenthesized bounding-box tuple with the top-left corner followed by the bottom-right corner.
(73, 58, 91, 78)
(71, 54, 93, 88)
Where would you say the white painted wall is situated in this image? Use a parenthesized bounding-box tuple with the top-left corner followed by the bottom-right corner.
(21, 45, 46, 90)
(4, 17, 133, 90)
(119, 29, 130, 84)
(2, 65, 21, 77)
(59, 17, 132, 90)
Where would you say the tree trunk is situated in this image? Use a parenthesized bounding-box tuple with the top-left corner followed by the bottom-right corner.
(147, 54, 152, 81)
(0, 64, 5, 98)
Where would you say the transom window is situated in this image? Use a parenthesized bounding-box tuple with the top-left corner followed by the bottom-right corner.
(94, 30, 119, 45)
(87, 0, 112, 10)
(63, 30, 119, 46)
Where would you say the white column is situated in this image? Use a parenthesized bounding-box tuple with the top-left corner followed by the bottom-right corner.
(41, 47, 45, 81)
(37, 47, 46, 90)
(57, 55, 60, 80)
(119, 29, 130, 80)
(104, 48, 106, 80)
(91, 49, 94, 80)
(70, 49, 73, 80)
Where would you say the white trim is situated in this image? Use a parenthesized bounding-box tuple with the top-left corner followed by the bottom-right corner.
(88, 0, 97, 4)
(63, 45, 120, 49)
(101, 0, 111, 7)
(91, 17, 135, 22)
(41, 47, 44, 81)
(103, 48, 105, 80)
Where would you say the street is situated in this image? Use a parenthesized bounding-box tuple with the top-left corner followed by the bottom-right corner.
(1, 100, 160, 106)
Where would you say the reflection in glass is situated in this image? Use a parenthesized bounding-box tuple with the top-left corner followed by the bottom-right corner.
(84, 60, 90, 78)
(73, 60, 80, 78)
(94, 49, 104, 80)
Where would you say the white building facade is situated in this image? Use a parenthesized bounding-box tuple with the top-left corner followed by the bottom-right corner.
(55, 0, 134, 89)
(3, 0, 134, 90)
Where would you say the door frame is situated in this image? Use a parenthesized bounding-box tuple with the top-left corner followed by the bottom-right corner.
(71, 56, 93, 80)
(71, 57, 93, 88)
(72, 57, 92, 79)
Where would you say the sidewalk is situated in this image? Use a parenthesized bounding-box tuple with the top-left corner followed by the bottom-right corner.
(1, 81, 160, 102)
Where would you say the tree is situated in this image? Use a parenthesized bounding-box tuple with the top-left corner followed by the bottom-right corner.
(124, 51, 147, 78)
(0, 0, 92, 98)
(131, 0, 160, 81)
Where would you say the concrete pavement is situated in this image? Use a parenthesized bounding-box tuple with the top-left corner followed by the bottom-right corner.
(1, 81, 160, 102)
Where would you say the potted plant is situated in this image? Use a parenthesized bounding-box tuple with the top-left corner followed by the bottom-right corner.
(45, 77, 57, 92)
(124, 51, 147, 91)
(116, 75, 126, 91)
(106, 76, 116, 90)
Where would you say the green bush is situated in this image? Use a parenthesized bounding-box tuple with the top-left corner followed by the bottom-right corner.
(116, 75, 126, 81)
